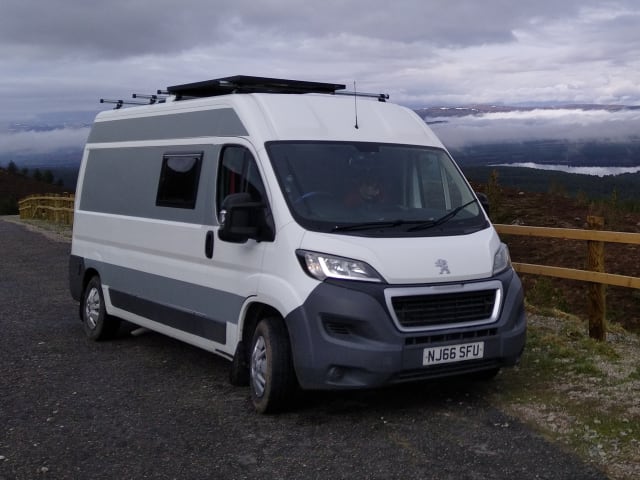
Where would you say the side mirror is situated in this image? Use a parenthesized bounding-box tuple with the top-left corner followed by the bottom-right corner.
(218, 193, 272, 243)
(475, 192, 490, 218)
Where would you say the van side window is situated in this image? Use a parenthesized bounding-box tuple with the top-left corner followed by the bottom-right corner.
(156, 152, 203, 209)
(217, 146, 267, 213)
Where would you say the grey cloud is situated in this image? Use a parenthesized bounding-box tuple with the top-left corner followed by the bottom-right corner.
(430, 109, 640, 149)
(0, 0, 592, 59)
(0, 127, 90, 154)
(1, 0, 639, 123)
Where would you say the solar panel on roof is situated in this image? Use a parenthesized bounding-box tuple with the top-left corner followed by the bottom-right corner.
(165, 75, 347, 99)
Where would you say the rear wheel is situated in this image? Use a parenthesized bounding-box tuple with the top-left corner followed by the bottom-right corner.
(249, 317, 297, 413)
(81, 276, 120, 341)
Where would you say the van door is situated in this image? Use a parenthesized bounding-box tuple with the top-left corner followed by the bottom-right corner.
(206, 144, 271, 332)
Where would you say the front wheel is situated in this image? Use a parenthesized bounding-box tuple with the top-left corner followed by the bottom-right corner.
(249, 317, 297, 414)
(81, 276, 120, 341)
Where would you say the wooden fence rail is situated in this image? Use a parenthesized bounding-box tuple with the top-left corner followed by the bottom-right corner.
(495, 216, 640, 340)
(16, 197, 639, 340)
(18, 193, 75, 226)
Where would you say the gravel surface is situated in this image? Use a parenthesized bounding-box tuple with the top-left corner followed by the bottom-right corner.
(0, 218, 608, 480)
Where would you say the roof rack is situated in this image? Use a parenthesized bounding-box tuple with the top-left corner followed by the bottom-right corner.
(161, 75, 346, 99)
(160, 75, 388, 102)
(100, 93, 168, 109)
(100, 76, 389, 109)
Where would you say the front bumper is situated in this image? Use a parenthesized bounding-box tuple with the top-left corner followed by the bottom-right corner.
(284, 268, 526, 390)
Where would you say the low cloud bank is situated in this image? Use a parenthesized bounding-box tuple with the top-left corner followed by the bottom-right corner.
(1, 127, 89, 155)
(493, 162, 640, 177)
(429, 108, 640, 149)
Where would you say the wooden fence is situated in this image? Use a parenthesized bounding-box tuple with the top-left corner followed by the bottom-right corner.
(495, 216, 640, 340)
(18, 193, 75, 226)
(15, 196, 640, 340)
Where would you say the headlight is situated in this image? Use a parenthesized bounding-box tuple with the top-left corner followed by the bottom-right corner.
(492, 243, 512, 275)
(297, 250, 384, 282)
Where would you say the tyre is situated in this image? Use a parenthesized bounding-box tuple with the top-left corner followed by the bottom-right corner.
(249, 317, 297, 414)
(81, 276, 120, 341)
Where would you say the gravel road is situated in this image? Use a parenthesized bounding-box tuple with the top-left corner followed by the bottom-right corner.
(0, 218, 607, 480)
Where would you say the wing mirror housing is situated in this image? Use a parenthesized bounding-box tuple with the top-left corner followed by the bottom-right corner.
(218, 193, 273, 243)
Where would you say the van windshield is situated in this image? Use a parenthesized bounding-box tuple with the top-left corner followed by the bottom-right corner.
(266, 141, 489, 237)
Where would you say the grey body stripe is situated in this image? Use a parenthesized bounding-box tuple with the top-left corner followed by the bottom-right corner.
(87, 259, 244, 328)
(79, 145, 219, 224)
(87, 108, 248, 143)
(109, 289, 227, 344)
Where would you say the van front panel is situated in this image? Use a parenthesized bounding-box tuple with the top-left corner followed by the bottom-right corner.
(284, 267, 526, 389)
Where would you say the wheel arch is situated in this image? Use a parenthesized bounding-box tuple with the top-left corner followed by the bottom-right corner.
(77, 267, 100, 320)
(239, 301, 286, 360)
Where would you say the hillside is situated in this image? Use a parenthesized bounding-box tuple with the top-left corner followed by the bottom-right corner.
(474, 180, 640, 334)
(0, 168, 73, 214)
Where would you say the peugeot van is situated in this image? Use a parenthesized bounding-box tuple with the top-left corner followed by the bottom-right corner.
(69, 76, 526, 413)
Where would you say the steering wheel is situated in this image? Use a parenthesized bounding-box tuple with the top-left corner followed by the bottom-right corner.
(293, 191, 333, 204)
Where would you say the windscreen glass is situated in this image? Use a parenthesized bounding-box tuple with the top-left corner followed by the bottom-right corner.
(267, 141, 488, 237)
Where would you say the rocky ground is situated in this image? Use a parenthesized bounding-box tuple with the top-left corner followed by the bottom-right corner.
(490, 313, 640, 479)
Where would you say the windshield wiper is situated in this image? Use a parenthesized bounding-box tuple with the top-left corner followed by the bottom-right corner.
(332, 219, 418, 232)
(407, 199, 478, 232)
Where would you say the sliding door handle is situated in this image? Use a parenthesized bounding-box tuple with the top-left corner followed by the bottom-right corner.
(205, 230, 214, 258)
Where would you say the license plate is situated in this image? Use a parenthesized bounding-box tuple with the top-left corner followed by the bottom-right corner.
(423, 341, 484, 366)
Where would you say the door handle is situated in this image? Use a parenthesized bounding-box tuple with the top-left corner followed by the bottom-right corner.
(205, 231, 214, 258)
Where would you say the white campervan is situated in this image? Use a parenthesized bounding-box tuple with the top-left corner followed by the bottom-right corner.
(69, 76, 526, 413)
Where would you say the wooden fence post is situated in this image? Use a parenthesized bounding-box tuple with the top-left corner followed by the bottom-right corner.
(587, 215, 606, 340)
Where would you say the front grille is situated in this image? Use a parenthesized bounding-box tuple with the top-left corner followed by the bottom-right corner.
(405, 328, 498, 346)
(391, 289, 497, 329)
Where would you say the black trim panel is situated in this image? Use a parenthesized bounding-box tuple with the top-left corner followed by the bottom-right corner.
(109, 289, 227, 344)
(68, 255, 85, 301)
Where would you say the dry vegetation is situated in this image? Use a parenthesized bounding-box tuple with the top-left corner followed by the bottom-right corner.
(477, 178, 640, 334)
(475, 180, 640, 479)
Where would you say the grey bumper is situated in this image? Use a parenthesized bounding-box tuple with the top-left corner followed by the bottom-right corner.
(284, 268, 526, 390)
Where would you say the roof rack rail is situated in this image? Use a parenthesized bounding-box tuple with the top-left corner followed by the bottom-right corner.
(100, 98, 147, 109)
(132, 93, 167, 104)
(335, 90, 390, 102)
(100, 93, 168, 109)
(160, 75, 388, 101)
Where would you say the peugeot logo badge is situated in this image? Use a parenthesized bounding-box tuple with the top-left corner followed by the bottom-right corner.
(435, 259, 450, 275)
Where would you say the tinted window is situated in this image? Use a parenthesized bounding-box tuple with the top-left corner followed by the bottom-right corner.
(156, 152, 203, 209)
(216, 145, 267, 215)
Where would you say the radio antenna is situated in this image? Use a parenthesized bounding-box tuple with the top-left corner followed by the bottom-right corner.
(353, 81, 359, 129)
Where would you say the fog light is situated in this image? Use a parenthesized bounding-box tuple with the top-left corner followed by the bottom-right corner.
(327, 366, 344, 381)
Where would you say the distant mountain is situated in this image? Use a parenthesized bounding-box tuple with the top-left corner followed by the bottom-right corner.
(415, 103, 640, 120)
(6, 110, 97, 133)
(1, 111, 93, 188)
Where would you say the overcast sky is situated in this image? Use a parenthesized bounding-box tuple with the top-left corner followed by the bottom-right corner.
(1, 0, 639, 153)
